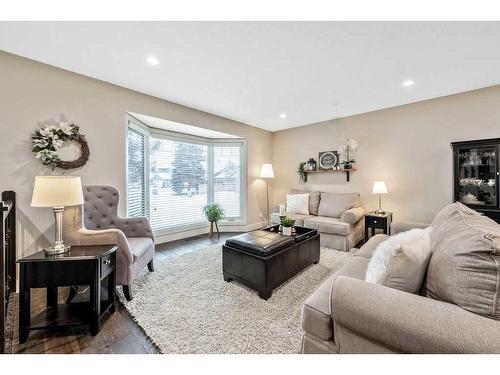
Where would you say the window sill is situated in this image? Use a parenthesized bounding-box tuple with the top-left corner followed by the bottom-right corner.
(219, 218, 246, 226)
(152, 218, 246, 235)
(153, 222, 208, 237)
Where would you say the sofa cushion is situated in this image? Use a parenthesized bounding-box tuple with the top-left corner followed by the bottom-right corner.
(318, 192, 360, 218)
(271, 212, 314, 227)
(128, 237, 154, 261)
(427, 204, 500, 319)
(355, 234, 389, 259)
(303, 216, 354, 236)
(365, 228, 432, 294)
(289, 189, 321, 215)
(279, 213, 313, 227)
(302, 256, 369, 341)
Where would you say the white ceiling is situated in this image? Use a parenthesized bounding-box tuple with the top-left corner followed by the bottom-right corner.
(1, 22, 500, 132)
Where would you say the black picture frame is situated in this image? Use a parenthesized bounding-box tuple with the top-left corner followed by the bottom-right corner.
(318, 151, 339, 170)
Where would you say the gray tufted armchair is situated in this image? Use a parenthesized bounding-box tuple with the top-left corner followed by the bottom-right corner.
(62, 185, 155, 301)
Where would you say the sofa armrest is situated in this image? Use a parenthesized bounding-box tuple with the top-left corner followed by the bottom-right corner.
(112, 217, 154, 240)
(331, 276, 500, 353)
(391, 221, 429, 234)
(340, 207, 365, 224)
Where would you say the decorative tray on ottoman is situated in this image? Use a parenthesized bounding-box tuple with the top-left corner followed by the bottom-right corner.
(222, 226, 320, 300)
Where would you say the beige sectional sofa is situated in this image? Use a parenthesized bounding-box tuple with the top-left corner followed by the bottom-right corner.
(271, 190, 365, 251)
(301, 202, 500, 354)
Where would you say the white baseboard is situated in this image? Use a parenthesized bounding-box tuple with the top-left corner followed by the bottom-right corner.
(154, 221, 264, 245)
(220, 221, 264, 232)
(155, 226, 210, 244)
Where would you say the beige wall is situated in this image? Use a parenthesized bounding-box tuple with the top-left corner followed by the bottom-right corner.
(272, 85, 500, 224)
(2, 49, 500, 259)
(0, 51, 272, 258)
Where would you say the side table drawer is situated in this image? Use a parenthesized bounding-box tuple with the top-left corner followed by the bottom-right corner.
(101, 254, 113, 277)
(366, 216, 386, 229)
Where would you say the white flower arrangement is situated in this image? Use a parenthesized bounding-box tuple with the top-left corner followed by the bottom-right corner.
(337, 138, 358, 167)
(31, 121, 82, 170)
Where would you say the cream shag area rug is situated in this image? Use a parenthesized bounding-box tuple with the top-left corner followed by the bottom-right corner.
(120, 245, 354, 354)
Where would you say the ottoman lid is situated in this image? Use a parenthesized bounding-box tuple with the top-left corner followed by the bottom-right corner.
(225, 230, 295, 256)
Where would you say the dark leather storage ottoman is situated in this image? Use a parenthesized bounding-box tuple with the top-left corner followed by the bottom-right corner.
(222, 226, 320, 300)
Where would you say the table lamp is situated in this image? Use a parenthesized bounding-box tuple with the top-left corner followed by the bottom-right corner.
(372, 181, 388, 215)
(31, 176, 84, 255)
(259, 163, 275, 225)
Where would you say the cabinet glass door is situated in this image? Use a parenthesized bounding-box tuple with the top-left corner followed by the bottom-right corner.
(457, 146, 497, 206)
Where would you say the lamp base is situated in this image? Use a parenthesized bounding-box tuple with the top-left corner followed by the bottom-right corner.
(44, 245, 71, 256)
(374, 209, 386, 215)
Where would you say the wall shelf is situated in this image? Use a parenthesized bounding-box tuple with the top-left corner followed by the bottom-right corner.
(305, 167, 356, 182)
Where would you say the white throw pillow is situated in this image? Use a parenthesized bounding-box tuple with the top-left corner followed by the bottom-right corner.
(365, 228, 432, 294)
(286, 193, 309, 215)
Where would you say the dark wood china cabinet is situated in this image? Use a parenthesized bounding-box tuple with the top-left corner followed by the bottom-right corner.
(452, 138, 500, 223)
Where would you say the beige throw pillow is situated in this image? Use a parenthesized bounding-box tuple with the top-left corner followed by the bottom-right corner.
(365, 228, 432, 294)
(286, 193, 309, 215)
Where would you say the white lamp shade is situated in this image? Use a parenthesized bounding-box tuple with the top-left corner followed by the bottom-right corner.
(372, 181, 388, 194)
(259, 163, 275, 178)
(31, 176, 84, 208)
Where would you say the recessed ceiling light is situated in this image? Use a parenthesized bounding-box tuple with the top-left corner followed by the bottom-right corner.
(146, 56, 159, 66)
(279, 113, 287, 119)
(402, 79, 415, 87)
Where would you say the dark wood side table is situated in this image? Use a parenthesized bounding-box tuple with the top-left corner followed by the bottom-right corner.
(17, 244, 117, 343)
(365, 211, 393, 242)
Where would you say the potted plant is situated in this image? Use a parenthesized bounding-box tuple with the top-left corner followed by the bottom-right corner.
(337, 138, 358, 169)
(281, 216, 295, 236)
(297, 162, 308, 183)
(202, 203, 225, 239)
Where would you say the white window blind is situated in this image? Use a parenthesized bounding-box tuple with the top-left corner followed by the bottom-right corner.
(213, 145, 241, 218)
(127, 128, 147, 217)
(127, 119, 245, 233)
(149, 136, 208, 230)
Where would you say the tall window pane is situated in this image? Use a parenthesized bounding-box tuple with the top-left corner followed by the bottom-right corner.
(127, 128, 147, 217)
(149, 137, 208, 230)
(213, 145, 241, 218)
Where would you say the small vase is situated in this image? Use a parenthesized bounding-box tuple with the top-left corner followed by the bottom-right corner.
(307, 158, 317, 171)
(343, 163, 352, 170)
(282, 227, 292, 236)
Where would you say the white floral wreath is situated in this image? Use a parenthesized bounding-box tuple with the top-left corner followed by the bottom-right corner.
(32, 121, 89, 170)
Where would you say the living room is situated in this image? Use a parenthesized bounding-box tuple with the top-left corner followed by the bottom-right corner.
(1, 1, 500, 373)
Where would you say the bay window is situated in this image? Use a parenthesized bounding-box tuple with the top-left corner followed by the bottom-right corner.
(126, 118, 246, 234)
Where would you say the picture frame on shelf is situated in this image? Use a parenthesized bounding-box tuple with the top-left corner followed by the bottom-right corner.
(318, 151, 339, 170)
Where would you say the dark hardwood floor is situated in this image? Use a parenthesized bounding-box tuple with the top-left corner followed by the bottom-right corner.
(8, 232, 240, 354)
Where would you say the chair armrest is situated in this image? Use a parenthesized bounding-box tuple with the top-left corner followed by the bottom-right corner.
(112, 217, 154, 240)
(330, 276, 500, 353)
(66, 228, 133, 264)
(340, 207, 365, 224)
(391, 221, 429, 234)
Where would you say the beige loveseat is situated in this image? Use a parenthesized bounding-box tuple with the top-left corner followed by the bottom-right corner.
(301, 202, 500, 354)
(271, 190, 365, 251)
